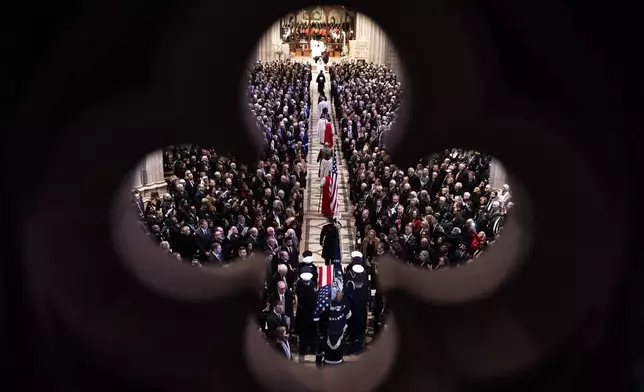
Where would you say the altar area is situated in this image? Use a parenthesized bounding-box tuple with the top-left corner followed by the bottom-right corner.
(310, 39, 326, 59)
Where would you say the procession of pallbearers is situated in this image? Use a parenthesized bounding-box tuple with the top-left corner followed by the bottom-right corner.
(299, 251, 371, 366)
(267, 246, 379, 365)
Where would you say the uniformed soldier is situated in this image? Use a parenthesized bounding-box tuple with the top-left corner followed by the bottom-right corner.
(294, 272, 317, 361)
(298, 250, 318, 284)
(314, 284, 331, 368)
(345, 250, 364, 279)
(323, 279, 352, 366)
(344, 264, 369, 355)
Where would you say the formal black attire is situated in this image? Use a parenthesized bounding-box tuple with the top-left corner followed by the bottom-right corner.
(297, 262, 318, 283)
(345, 270, 369, 354)
(266, 311, 288, 340)
(320, 222, 340, 265)
(324, 299, 352, 365)
(269, 271, 295, 295)
(270, 290, 294, 320)
(175, 232, 197, 261)
(284, 245, 299, 271)
(195, 228, 213, 261)
(294, 281, 317, 356)
(316, 72, 326, 94)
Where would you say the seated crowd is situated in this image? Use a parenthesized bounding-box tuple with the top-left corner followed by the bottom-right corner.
(330, 60, 513, 269)
(133, 61, 312, 270)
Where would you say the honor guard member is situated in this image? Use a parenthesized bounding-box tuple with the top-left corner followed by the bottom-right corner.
(294, 272, 317, 361)
(298, 250, 318, 284)
(344, 264, 369, 355)
(344, 251, 364, 280)
(313, 283, 332, 367)
(320, 217, 340, 266)
(323, 279, 352, 366)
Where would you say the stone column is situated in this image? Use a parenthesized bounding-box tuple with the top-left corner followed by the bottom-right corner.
(131, 164, 143, 189)
(489, 160, 508, 190)
(255, 20, 281, 62)
(355, 13, 388, 64)
(133, 149, 167, 200)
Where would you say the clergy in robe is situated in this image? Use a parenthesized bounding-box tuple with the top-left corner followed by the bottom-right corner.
(319, 151, 332, 178)
(344, 264, 369, 355)
(318, 97, 329, 115)
(294, 272, 317, 359)
(316, 70, 326, 94)
(320, 175, 333, 217)
(323, 284, 352, 365)
(324, 122, 334, 148)
(317, 117, 327, 143)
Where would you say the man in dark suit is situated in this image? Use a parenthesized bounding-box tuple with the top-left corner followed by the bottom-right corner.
(266, 301, 288, 340)
(270, 281, 294, 322)
(207, 243, 225, 266)
(193, 184, 205, 209)
(399, 224, 419, 263)
(184, 172, 197, 199)
(269, 264, 295, 296)
(247, 227, 262, 250)
(175, 225, 197, 261)
(194, 220, 213, 261)
(282, 236, 299, 271)
(132, 191, 145, 219)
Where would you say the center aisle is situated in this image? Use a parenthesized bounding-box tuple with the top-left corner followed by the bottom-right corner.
(302, 63, 354, 269)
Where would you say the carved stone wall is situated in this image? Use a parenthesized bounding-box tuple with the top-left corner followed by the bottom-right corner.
(133, 149, 166, 199)
(255, 20, 281, 62)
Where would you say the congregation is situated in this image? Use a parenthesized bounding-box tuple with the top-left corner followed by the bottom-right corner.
(133, 60, 312, 268)
(131, 58, 511, 365)
(330, 60, 512, 270)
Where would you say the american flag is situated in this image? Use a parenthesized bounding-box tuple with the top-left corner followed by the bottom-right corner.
(330, 153, 339, 214)
(318, 264, 333, 290)
(313, 283, 331, 322)
(314, 263, 344, 321)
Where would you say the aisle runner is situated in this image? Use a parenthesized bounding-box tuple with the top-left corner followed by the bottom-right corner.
(298, 64, 358, 364)
(303, 66, 354, 268)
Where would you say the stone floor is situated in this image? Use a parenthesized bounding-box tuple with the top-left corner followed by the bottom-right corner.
(302, 65, 355, 268)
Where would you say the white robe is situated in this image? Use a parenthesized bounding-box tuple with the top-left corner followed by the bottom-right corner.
(319, 158, 332, 178)
(317, 118, 327, 141)
(318, 101, 329, 116)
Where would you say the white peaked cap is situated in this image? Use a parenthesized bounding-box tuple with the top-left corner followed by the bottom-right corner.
(351, 251, 363, 258)
(303, 256, 313, 264)
(300, 272, 313, 282)
(352, 264, 365, 274)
